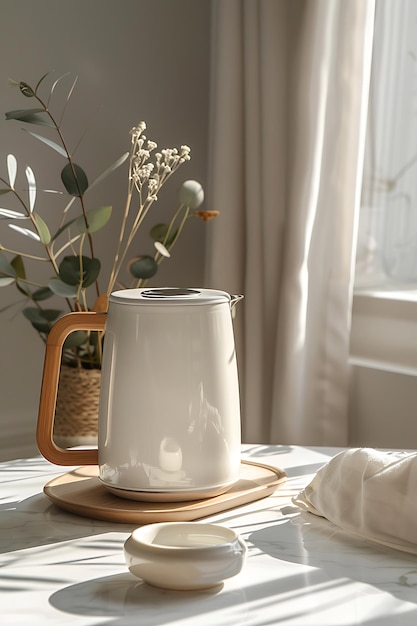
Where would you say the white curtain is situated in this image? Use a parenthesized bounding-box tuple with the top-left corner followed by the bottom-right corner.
(206, 0, 375, 445)
(356, 0, 417, 288)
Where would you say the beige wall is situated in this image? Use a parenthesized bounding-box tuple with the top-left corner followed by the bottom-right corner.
(0, 0, 211, 458)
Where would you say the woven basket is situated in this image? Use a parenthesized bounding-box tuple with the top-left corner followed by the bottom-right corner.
(54, 364, 101, 448)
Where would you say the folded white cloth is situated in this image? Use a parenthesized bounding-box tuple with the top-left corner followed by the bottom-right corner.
(293, 447, 417, 554)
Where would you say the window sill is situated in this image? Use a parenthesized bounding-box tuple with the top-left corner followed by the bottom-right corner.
(350, 289, 417, 374)
(353, 287, 417, 302)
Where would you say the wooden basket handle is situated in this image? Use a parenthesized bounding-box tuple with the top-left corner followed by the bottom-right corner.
(36, 312, 106, 466)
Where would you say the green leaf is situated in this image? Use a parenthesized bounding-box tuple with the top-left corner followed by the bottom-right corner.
(23, 307, 62, 322)
(0, 251, 16, 277)
(128, 255, 158, 279)
(11, 255, 25, 279)
(7, 154, 17, 188)
(76, 206, 112, 234)
(25, 166, 36, 212)
(32, 286, 53, 301)
(32, 212, 51, 244)
(24, 130, 67, 157)
(35, 73, 51, 92)
(50, 72, 72, 97)
(61, 163, 89, 196)
(58, 255, 101, 288)
(48, 277, 78, 298)
(0, 189, 12, 196)
(0, 208, 26, 218)
(177, 180, 204, 209)
(22, 307, 62, 333)
(64, 330, 89, 349)
(9, 223, 40, 241)
(150, 223, 178, 246)
(81, 257, 101, 287)
(19, 82, 35, 97)
(16, 280, 32, 297)
(0, 276, 15, 287)
(86, 152, 129, 194)
(58, 257, 81, 286)
(5, 108, 53, 127)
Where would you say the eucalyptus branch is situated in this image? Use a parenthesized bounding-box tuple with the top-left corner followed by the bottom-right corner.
(0, 177, 31, 213)
(32, 88, 100, 297)
(0, 246, 49, 262)
(1, 178, 64, 279)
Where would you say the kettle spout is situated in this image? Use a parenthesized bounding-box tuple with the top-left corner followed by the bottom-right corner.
(230, 294, 244, 313)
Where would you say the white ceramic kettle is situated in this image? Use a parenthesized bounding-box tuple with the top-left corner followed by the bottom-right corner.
(37, 287, 243, 501)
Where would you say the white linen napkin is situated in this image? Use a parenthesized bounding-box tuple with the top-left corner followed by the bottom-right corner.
(293, 447, 417, 554)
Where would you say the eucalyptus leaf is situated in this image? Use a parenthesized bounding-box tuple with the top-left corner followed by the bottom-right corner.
(76, 206, 112, 234)
(32, 212, 51, 244)
(0, 276, 15, 287)
(22, 307, 62, 333)
(24, 130, 67, 157)
(61, 163, 89, 196)
(9, 223, 40, 241)
(86, 152, 129, 194)
(16, 280, 32, 297)
(81, 257, 101, 288)
(5, 109, 54, 127)
(58, 255, 101, 288)
(58, 256, 82, 286)
(25, 166, 36, 212)
(150, 223, 178, 246)
(7, 154, 17, 188)
(0, 251, 17, 277)
(19, 82, 35, 98)
(154, 241, 171, 258)
(35, 72, 51, 92)
(48, 277, 78, 298)
(50, 72, 71, 97)
(11, 255, 25, 279)
(22, 307, 42, 323)
(128, 255, 158, 279)
(65, 76, 78, 104)
(0, 208, 27, 219)
(22, 307, 56, 323)
(32, 286, 53, 301)
(30, 320, 51, 333)
(177, 180, 204, 209)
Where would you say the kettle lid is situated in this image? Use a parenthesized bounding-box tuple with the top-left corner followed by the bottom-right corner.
(109, 287, 232, 306)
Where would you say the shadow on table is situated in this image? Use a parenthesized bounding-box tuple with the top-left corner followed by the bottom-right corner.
(49, 572, 245, 625)
(49, 558, 417, 626)
(47, 570, 355, 626)
(0, 492, 133, 555)
(249, 511, 417, 610)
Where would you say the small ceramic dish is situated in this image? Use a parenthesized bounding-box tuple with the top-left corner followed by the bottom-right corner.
(124, 521, 247, 590)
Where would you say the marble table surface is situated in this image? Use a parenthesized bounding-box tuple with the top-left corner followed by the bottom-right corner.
(2, 444, 417, 625)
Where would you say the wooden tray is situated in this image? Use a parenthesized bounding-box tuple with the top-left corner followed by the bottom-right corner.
(44, 460, 287, 524)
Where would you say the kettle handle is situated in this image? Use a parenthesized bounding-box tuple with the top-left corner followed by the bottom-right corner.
(36, 311, 106, 467)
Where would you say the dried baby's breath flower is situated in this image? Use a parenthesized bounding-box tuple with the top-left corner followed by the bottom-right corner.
(129, 122, 146, 142)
